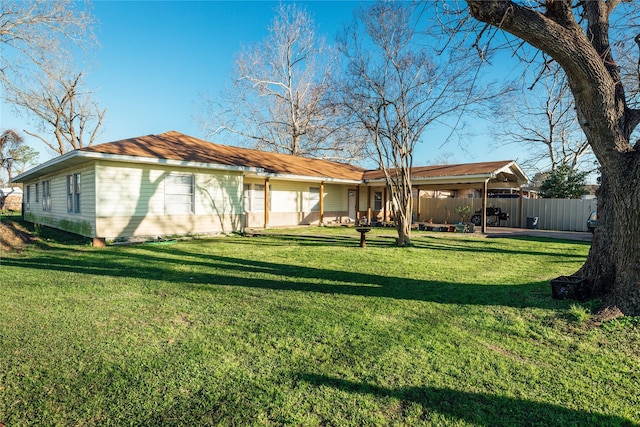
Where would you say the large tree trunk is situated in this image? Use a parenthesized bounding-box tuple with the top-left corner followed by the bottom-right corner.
(465, 0, 640, 315)
(576, 167, 640, 314)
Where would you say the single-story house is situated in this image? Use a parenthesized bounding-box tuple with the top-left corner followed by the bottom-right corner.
(12, 131, 528, 246)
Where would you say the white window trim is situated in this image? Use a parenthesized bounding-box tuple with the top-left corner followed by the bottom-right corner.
(253, 184, 265, 213)
(374, 191, 383, 211)
(165, 172, 195, 215)
(309, 187, 320, 212)
(42, 180, 51, 211)
(66, 174, 80, 214)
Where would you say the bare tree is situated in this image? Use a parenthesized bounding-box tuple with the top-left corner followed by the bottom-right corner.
(337, 1, 491, 246)
(1, 0, 103, 155)
(201, 3, 367, 162)
(6, 67, 106, 154)
(497, 66, 593, 173)
(0, 130, 38, 185)
(463, 0, 640, 315)
(1, 0, 95, 84)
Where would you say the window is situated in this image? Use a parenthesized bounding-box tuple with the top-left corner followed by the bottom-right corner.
(35, 183, 39, 203)
(254, 184, 265, 212)
(165, 173, 194, 214)
(245, 183, 269, 212)
(243, 184, 252, 212)
(25, 185, 31, 210)
(374, 191, 383, 210)
(67, 174, 80, 213)
(42, 180, 51, 211)
(309, 187, 320, 212)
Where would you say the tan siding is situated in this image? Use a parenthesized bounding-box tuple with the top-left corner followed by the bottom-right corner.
(96, 163, 166, 216)
(267, 212, 306, 227)
(269, 181, 304, 213)
(94, 161, 243, 238)
(323, 184, 347, 211)
(22, 164, 97, 237)
(359, 188, 369, 210)
(241, 179, 352, 227)
(96, 214, 242, 239)
(245, 212, 267, 228)
(268, 182, 348, 213)
(196, 173, 242, 215)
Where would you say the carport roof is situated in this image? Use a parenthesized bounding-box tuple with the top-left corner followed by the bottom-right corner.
(363, 161, 528, 188)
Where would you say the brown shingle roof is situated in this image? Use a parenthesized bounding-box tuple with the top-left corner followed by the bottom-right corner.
(79, 132, 523, 183)
(80, 131, 365, 181)
(15, 131, 528, 185)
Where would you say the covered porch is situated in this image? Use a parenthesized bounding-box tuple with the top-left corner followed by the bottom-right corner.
(362, 161, 529, 233)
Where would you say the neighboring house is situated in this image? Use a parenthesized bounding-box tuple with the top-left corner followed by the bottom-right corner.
(12, 131, 528, 246)
(0, 187, 23, 212)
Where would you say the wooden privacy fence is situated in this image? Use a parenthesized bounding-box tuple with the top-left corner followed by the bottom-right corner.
(418, 198, 598, 232)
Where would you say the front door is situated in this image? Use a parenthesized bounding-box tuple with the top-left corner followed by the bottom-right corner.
(348, 190, 356, 220)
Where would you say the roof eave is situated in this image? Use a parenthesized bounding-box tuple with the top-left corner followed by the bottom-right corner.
(364, 173, 497, 185)
(247, 171, 363, 184)
(12, 150, 81, 183)
(12, 151, 253, 183)
(496, 161, 529, 183)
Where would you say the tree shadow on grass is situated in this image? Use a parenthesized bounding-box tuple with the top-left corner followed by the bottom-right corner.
(486, 234, 592, 245)
(297, 373, 639, 427)
(238, 232, 589, 260)
(240, 232, 383, 248)
(3, 238, 571, 309)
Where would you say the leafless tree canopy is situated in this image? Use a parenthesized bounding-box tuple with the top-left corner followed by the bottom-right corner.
(6, 67, 106, 155)
(494, 65, 593, 173)
(1, 0, 95, 81)
(1, 0, 104, 155)
(201, 4, 368, 163)
(336, 1, 494, 246)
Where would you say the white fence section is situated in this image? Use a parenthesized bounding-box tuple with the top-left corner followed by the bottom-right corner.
(418, 198, 598, 232)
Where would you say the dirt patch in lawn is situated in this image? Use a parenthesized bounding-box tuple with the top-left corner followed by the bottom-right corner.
(0, 220, 37, 252)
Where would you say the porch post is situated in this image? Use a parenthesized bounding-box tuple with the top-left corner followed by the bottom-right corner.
(481, 179, 488, 234)
(383, 186, 388, 223)
(518, 187, 524, 228)
(356, 186, 360, 221)
(264, 178, 270, 228)
(319, 181, 324, 225)
(367, 186, 372, 222)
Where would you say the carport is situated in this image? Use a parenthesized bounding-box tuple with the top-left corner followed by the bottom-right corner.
(363, 161, 529, 233)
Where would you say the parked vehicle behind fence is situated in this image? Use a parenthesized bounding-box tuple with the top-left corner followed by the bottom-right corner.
(587, 211, 598, 233)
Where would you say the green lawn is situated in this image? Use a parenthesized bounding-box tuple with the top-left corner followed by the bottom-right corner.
(1, 226, 638, 426)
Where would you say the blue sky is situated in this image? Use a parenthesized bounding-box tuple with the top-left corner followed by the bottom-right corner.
(1, 1, 525, 172)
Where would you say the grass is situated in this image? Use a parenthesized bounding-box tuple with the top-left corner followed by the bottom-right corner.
(1, 225, 639, 426)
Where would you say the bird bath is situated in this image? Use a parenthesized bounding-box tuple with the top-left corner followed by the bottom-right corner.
(355, 227, 371, 248)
